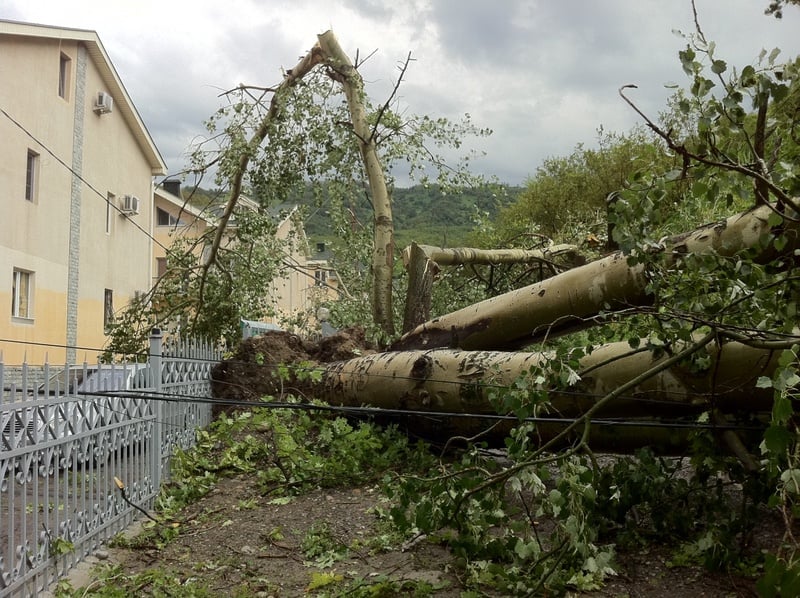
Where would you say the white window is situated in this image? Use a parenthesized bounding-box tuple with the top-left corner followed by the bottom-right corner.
(12, 269, 33, 319)
(104, 289, 114, 331)
(58, 53, 71, 99)
(106, 192, 115, 234)
(25, 150, 39, 202)
(157, 207, 183, 226)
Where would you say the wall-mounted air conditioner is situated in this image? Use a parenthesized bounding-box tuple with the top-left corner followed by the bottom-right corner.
(94, 91, 114, 114)
(121, 195, 140, 215)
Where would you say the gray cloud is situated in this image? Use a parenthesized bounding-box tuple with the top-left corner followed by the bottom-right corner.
(4, 0, 800, 186)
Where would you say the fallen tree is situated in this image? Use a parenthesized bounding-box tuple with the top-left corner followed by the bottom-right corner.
(393, 203, 798, 351)
(401, 242, 582, 333)
(213, 327, 785, 454)
(312, 333, 779, 451)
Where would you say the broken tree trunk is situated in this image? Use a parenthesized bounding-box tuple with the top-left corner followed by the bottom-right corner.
(393, 203, 797, 351)
(318, 31, 395, 337)
(313, 337, 778, 451)
(401, 242, 581, 333)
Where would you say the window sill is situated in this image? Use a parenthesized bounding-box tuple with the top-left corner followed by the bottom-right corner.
(11, 316, 35, 325)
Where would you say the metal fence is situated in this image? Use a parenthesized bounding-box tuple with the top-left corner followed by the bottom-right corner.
(0, 330, 221, 597)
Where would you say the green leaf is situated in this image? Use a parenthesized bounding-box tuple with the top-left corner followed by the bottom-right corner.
(756, 376, 774, 389)
(768, 212, 784, 227)
(763, 425, 792, 454)
(780, 469, 800, 494)
(773, 394, 794, 425)
(741, 65, 756, 86)
(711, 60, 727, 74)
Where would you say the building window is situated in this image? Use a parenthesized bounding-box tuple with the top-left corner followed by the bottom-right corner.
(58, 53, 71, 99)
(315, 269, 327, 286)
(156, 207, 182, 226)
(12, 269, 33, 319)
(156, 257, 167, 278)
(25, 150, 39, 202)
(104, 289, 114, 330)
(106, 193, 115, 234)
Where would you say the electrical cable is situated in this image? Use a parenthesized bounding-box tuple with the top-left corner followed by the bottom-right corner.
(81, 389, 769, 433)
(113, 476, 179, 529)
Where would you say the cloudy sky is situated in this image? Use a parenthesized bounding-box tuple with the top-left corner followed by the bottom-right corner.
(3, 0, 799, 186)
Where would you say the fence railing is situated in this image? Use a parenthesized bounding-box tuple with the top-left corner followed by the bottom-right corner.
(0, 330, 221, 597)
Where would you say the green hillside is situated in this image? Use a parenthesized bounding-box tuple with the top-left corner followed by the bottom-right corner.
(303, 184, 521, 248)
(175, 183, 521, 249)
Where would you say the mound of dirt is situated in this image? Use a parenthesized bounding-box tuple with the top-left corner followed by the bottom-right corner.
(210, 328, 375, 413)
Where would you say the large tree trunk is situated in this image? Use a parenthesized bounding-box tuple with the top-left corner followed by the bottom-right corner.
(401, 242, 581, 333)
(318, 31, 395, 337)
(393, 203, 794, 351)
(311, 337, 777, 451)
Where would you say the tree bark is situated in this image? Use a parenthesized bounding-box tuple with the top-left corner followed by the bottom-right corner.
(312, 339, 778, 450)
(318, 31, 395, 337)
(393, 203, 796, 351)
(405, 244, 581, 267)
(401, 242, 581, 333)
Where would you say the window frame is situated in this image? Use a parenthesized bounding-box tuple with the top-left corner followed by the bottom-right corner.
(106, 192, 115, 234)
(156, 207, 183, 227)
(12, 268, 33, 320)
(58, 52, 71, 99)
(156, 257, 168, 279)
(104, 288, 114, 331)
(25, 149, 39, 202)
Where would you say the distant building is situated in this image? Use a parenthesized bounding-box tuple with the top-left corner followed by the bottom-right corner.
(0, 20, 166, 363)
(265, 207, 339, 330)
(152, 180, 213, 286)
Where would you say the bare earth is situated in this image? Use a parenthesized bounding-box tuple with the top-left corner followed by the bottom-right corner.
(96, 474, 763, 597)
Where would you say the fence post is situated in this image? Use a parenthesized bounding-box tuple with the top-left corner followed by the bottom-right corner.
(149, 328, 163, 492)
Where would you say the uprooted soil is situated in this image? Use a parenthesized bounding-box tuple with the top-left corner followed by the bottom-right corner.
(81, 329, 772, 596)
(210, 328, 376, 410)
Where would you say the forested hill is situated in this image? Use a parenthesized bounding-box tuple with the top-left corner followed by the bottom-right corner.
(303, 184, 521, 247)
(178, 183, 521, 248)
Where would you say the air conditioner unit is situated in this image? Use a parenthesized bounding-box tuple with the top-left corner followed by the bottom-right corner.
(121, 195, 140, 215)
(94, 91, 113, 114)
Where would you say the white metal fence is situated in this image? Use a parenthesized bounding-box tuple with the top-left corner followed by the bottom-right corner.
(0, 330, 221, 597)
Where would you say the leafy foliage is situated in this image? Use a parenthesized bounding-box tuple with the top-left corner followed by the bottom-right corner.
(381, 16, 800, 595)
(106, 42, 493, 351)
(493, 127, 677, 246)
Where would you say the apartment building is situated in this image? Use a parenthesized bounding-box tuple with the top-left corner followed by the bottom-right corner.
(0, 20, 166, 363)
(0, 19, 340, 364)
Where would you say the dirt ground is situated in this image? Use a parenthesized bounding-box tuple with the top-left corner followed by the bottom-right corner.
(85, 330, 771, 596)
(107, 478, 462, 596)
(100, 473, 763, 597)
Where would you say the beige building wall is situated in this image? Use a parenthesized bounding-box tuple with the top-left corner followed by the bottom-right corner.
(268, 213, 311, 325)
(0, 21, 165, 364)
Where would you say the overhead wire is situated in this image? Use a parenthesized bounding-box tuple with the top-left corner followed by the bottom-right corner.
(78, 388, 769, 433)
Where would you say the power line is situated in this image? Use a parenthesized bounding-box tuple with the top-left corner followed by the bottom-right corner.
(80, 389, 769, 433)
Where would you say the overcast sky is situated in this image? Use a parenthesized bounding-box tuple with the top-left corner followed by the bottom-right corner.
(3, 0, 799, 187)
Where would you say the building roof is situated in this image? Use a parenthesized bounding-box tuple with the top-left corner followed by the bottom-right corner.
(154, 184, 212, 223)
(0, 19, 167, 175)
